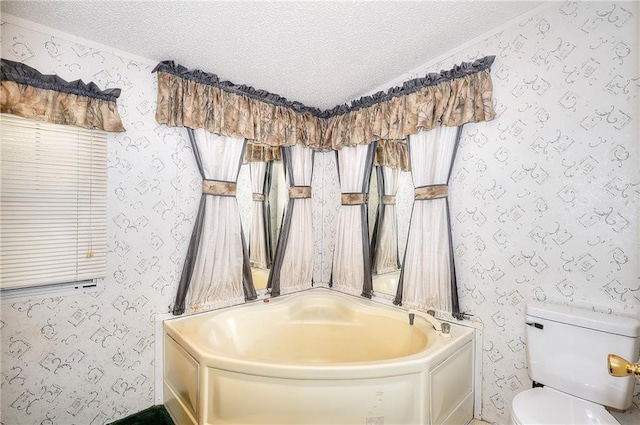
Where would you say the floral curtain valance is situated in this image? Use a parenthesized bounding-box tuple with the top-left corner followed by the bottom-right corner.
(153, 56, 495, 166)
(1, 59, 125, 132)
(244, 141, 282, 163)
(374, 139, 410, 171)
(153, 61, 323, 148)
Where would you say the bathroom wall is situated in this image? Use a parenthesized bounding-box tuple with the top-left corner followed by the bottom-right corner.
(324, 2, 638, 423)
(0, 14, 330, 425)
(452, 3, 638, 421)
(0, 16, 199, 425)
(1, 2, 638, 425)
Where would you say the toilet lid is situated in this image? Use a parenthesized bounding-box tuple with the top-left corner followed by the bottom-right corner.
(512, 387, 619, 425)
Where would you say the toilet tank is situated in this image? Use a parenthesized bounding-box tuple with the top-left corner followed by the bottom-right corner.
(525, 301, 640, 410)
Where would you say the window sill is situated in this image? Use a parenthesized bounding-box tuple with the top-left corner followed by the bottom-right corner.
(0, 278, 105, 302)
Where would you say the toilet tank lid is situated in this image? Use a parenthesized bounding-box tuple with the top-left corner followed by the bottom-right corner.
(526, 301, 640, 337)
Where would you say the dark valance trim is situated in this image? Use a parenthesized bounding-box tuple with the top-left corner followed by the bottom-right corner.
(152, 60, 323, 116)
(1, 58, 122, 102)
(152, 56, 495, 119)
(320, 56, 495, 118)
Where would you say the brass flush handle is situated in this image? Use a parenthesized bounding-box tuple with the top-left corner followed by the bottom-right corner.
(608, 354, 640, 380)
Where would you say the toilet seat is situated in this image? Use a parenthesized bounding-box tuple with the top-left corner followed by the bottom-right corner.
(511, 387, 620, 425)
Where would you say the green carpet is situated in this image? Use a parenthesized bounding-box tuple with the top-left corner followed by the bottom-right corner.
(108, 405, 174, 425)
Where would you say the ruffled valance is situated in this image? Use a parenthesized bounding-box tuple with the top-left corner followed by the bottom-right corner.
(1, 59, 125, 132)
(153, 56, 495, 166)
(375, 139, 410, 171)
(153, 62, 323, 148)
(244, 141, 282, 163)
(321, 60, 494, 148)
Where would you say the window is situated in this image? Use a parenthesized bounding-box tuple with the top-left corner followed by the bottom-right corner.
(1, 114, 107, 295)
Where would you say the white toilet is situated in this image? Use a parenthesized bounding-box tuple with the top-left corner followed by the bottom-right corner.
(511, 301, 640, 425)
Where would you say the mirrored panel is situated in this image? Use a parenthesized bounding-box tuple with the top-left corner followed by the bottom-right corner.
(369, 166, 414, 295)
(238, 159, 285, 290)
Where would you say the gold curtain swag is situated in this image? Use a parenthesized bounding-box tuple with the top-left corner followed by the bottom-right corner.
(1, 59, 125, 132)
(153, 56, 496, 169)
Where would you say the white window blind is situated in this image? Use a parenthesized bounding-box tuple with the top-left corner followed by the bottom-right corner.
(1, 114, 107, 291)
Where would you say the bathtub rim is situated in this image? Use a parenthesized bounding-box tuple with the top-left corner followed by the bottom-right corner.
(157, 287, 483, 419)
(163, 287, 475, 379)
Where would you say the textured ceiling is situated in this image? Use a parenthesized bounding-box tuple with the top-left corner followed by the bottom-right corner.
(1, 1, 543, 109)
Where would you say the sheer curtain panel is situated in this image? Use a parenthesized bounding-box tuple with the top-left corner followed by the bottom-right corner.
(331, 144, 376, 297)
(173, 128, 256, 315)
(395, 126, 462, 318)
(267, 145, 314, 296)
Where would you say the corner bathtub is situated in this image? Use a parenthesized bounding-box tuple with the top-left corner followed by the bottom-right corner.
(163, 288, 475, 425)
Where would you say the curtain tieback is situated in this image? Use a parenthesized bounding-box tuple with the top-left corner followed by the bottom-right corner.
(414, 185, 448, 200)
(252, 193, 266, 201)
(289, 186, 312, 199)
(202, 179, 237, 196)
(381, 195, 396, 205)
(341, 193, 369, 205)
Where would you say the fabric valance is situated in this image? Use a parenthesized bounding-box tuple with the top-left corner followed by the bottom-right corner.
(1, 59, 125, 132)
(153, 56, 495, 164)
(374, 139, 410, 171)
(153, 61, 323, 148)
(244, 141, 282, 163)
(321, 60, 494, 148)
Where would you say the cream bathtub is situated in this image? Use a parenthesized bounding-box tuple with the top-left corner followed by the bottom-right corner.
(163, 288, 475, 425)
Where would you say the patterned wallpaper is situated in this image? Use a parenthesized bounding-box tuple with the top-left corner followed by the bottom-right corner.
(0, 17, 200, 425)
(452, 3, 639, 422)
(0, 16, 337, 425)
(1, 2, 638, 424)
(324, 1, 638, 423)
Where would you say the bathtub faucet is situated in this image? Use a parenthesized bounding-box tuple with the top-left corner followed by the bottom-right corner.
(408, 309, 445, 332)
